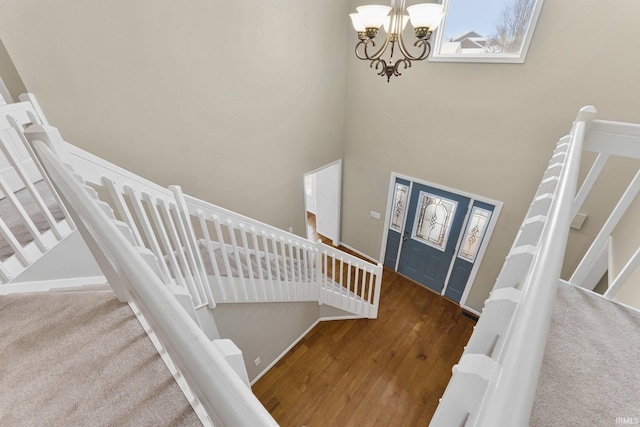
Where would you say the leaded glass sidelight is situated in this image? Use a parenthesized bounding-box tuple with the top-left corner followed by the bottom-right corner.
(458, 207, 492, 262)
(390, 183, 409, 232)
(412, 192, 457, 251)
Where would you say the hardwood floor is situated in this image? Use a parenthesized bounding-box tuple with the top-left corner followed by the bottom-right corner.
(252, 268, 476, 426)
(306, 211, 332, 246)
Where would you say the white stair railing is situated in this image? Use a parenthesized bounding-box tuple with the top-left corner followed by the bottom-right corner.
(318, 244, 382, 318)
(23, 123, 214, 309)
(32, 138, 279, 427)
(183, 194, 383, 318)
(0, 99, 74, 283)
(430, 106, 595, 426)
(568, 117, 640, 304)
(20, 119, 383, 318)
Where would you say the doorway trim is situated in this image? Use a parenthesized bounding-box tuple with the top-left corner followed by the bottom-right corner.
(303, 159, 342, 246)
(380, 172, 503, 312)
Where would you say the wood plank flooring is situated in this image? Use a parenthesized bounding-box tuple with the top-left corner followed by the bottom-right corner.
(252, 267, 476, 426)
(306, 211, 333, 246)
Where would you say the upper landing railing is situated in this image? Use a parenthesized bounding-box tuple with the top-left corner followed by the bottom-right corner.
(430, 106, 595, 426)
(433, 106, 640, 425)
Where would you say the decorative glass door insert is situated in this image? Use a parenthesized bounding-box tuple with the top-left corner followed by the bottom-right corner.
(390, 183, 409, 232)
(458, 207, 492, 262)
(411, 191, 458, 251)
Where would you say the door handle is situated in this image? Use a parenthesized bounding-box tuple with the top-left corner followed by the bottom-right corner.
(403, 236, 408, 241)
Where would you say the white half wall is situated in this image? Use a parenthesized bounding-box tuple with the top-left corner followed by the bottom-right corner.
(9, 231, 104, 283)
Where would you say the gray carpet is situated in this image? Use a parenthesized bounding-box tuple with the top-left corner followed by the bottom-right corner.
(0, 290, 202, 426)
(531, 282, 640, 426)
(0, 180, 65, 261)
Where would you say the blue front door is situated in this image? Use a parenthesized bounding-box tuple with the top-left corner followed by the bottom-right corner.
(397, 183, 470, 294)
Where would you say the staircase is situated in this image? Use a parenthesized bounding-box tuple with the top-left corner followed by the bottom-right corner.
(0, 94, 383, 426)
(16, 121, 383, 321)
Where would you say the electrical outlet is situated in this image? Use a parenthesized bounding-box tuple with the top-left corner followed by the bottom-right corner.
(254, 357, 261, 366)
(370, 210, 381, 220)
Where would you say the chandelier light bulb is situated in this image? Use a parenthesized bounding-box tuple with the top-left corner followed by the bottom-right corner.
(349, 13, 366, 32)
(355, 5, 392, 29)
(406, 3, 445, 31)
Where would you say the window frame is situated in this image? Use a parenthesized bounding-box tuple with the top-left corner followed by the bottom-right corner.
(429, 0, 546, 64)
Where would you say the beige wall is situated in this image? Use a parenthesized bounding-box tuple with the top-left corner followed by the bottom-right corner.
(212, 301, 319, 382)
(343, 0, 640, 311)
(0, 0, 348, 236)
(0, 38, 26, 101)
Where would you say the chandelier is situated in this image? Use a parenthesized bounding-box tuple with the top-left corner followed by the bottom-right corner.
(349, 1, 445, 81)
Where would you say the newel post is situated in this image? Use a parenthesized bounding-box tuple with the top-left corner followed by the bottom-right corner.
(24, 124, 73, 166)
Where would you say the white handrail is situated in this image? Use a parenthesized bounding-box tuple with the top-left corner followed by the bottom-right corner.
(475, 108, 592, 426)
(430, 106, 596, 426)
(32, 139, 279, 427)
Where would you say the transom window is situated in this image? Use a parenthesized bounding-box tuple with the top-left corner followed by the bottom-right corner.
(431, 0, 545, 63)
(411, 191, 457, 251)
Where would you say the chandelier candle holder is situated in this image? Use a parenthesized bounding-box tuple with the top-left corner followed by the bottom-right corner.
(350, 1, 444, 81)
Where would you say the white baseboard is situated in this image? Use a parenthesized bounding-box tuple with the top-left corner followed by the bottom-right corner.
(318, 314, 365, 322)
(462, 305, 481, 317)
(338, 243, 380, 264)
(0, 275, 107, 295)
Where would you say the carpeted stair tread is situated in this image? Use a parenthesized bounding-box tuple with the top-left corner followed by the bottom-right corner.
(531, 282, 640, 425)
(0, 290, 202, 426)
(173, 240, 311, 282)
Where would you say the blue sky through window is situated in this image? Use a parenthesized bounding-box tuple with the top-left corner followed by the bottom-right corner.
(442, 0, 506, 41)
